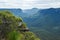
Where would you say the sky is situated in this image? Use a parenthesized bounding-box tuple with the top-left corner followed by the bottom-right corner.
(0, 0, 60, 9)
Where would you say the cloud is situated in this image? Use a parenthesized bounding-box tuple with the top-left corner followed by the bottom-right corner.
(34, 2, 60, 9)
(0, 0, 60, 9)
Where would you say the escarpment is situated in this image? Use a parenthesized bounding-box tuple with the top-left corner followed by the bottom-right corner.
(0, 10, 40, 40)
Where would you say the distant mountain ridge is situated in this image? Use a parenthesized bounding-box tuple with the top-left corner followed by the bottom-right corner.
(22, 8, 60, 27)
(0, 8, 39, 18)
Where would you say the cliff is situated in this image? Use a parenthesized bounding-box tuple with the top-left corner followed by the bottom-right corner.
(0, 10, 40, 40)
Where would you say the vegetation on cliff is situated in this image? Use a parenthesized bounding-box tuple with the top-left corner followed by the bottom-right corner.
(0, 10, 40, 40)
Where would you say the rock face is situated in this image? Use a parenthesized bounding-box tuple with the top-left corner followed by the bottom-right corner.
(0, 10, 40, 40)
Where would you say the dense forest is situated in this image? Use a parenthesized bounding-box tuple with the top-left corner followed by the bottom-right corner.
(0, 10, 40, 40)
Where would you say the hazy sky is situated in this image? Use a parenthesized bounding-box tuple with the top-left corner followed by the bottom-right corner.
(0, 0, 60, 9)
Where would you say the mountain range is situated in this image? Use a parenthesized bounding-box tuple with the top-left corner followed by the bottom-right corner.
(22, 8, 60, 40)
(0, 8, 60, 40)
